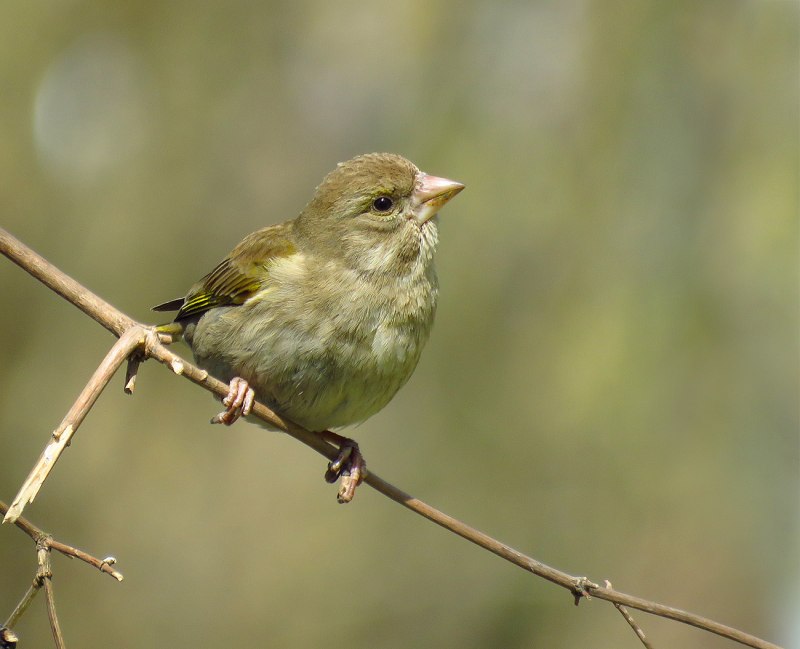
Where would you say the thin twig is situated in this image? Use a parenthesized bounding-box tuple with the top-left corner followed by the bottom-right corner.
(3, 327, 145, 524)
(150, 346, 786, 649)
(124, 351, 143, 394)
(3, 582, 41, 630)
(607, 580, 654, 649)
(0, 227, 783, 649)
(37, 546, 65, 649)
(1, 502, 121, 644)
(48, 541, 123, 581)
(0, 227, 134, 337)
(42, 578, 65, 649)
(0, 500, 124, 582)
(615, 601, 655, 649)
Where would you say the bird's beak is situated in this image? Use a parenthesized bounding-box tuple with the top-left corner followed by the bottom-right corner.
(412, 173, 465, 224)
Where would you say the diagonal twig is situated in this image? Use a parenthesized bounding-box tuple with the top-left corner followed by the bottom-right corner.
(0, 500, 124, 581)
(2, 327, 145, 524)
(4, 581, 40, 632)
(607, 580, 655, 649)
(37, 545, 65, 649)
(0, 227, 134, 337)
(0, 227, 783, 649)
(1, 500, 122, 647)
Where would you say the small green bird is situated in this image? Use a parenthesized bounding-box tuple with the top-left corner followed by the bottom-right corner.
(154, 153, 463, 497)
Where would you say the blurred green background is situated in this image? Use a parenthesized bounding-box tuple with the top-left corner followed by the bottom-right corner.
(1, 1, 797, 648)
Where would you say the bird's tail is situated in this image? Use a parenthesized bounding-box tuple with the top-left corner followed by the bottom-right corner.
(152, 297, 185, 312)
(151, 297, 186, 339)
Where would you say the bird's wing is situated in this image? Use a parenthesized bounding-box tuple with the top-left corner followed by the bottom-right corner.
(152, 221, 297, 321)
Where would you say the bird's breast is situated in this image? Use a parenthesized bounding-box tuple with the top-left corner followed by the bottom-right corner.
(200, 257, 438, 431)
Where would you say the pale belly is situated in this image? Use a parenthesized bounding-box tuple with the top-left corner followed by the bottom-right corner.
(188, 296, 433, 432)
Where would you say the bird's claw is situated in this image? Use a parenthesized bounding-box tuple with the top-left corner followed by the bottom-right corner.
(210, 384, 366, 502)
(211, 377, 255, 425)
(322, 435, 366, 503)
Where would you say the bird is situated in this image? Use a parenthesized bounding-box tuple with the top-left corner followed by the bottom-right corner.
(153, 152, 463, 500)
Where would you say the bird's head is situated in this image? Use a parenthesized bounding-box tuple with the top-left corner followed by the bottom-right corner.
(297, 153, 464, 277)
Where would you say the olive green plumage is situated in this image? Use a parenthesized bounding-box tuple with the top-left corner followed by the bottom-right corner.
(155, 153, 463, 431)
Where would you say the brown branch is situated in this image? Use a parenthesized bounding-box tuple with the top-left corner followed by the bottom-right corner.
(0, 227, 783, 649)
(1, 500, 122, 646)
(37, 545, 65, 649)
(615, 602, 655, 649)
(0, 500, 124, 581)
(3, 580, 40, 631)
(3, 328, 145, 524)
(607, 580, 654, 649)
(0, 227, 134, 337)
(42, 576, 64, 649)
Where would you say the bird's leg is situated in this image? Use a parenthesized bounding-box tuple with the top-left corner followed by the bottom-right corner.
(211, 377, 255, 425)
(322, 431, 367, 503)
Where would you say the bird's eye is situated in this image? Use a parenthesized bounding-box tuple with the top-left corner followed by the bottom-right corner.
(372, 196, 394, 213)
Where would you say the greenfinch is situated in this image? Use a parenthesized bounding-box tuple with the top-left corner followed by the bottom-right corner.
(154, 153, 463, 496)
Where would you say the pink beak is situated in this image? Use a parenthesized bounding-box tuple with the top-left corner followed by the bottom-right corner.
(412, 173, 465, 224)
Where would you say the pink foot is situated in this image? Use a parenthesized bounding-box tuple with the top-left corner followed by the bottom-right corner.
(211, 377, 255, 425)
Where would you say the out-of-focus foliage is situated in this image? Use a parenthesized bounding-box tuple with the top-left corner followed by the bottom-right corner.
(1, 2, 796, 648)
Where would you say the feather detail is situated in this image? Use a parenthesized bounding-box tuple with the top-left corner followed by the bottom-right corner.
(152, 221, 297, 321)
(152, 297, 185, 312)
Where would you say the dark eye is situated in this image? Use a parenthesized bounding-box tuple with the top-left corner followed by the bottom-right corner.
(372, 196, 394, 212)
